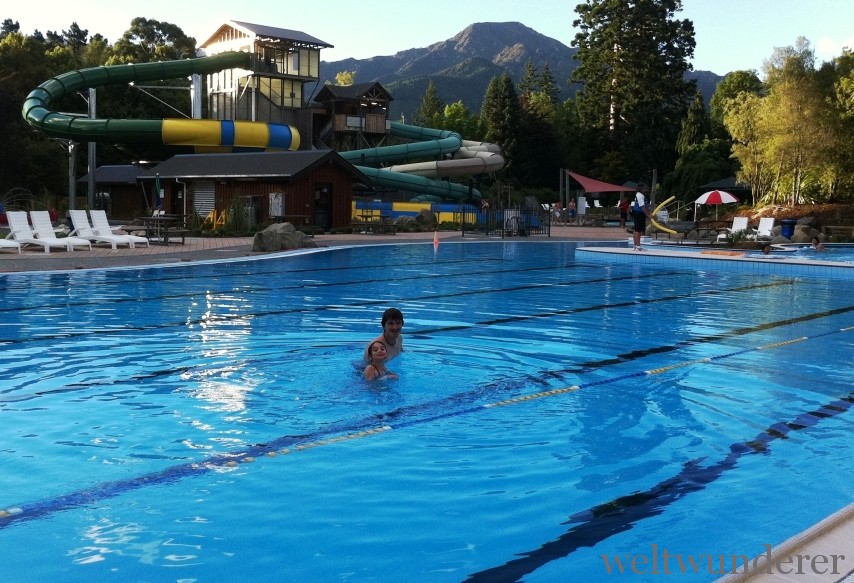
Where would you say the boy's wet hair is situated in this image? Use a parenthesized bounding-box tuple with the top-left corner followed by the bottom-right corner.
(381, 307, 404, 325)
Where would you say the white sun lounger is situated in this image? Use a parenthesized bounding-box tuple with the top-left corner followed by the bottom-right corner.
(717, 216, 749, 242)
(756, 217, 775, 241)
(68, 209, 136, 249)
(6, 211, 72, 253)
(29, 210, 91, 251)
(0, 236, 22, 253)
(89, 210, 150, 248)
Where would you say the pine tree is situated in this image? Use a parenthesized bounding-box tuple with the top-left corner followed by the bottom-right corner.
(415, 80, 445, 127)
(480, 73, 521, 178)
(539, 63, 561, 105)
(676, 91, 709, 156)
(518, 58, 539, 97)
(571, 0, 696, 180)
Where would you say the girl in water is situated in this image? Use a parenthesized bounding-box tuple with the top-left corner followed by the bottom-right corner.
(363, 340, 399, 381)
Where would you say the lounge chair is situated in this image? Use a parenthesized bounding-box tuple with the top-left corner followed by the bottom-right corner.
(89, 209, 150, 248)
(68, 209, 138, 249)
(6, 211, 72, 253)
(0, 237, 21, 253)
(717, 216, 750, 242)
(756, 217, 775, 241)
(29, 210, 91, 251)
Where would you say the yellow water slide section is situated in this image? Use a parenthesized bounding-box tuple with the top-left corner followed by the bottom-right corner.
(163, 119, 223, 147)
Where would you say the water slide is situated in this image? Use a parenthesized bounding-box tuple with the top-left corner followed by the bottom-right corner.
(22, 51, 502, 202)
(341, 122, 504, 202)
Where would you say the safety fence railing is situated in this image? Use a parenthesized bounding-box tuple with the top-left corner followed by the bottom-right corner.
(461, 208, 551, 238)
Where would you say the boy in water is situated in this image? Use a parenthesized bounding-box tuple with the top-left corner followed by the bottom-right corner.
(364, 307, 404, 363)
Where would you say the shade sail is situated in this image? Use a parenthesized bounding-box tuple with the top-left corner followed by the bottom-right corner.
(567, 171, 636, 193)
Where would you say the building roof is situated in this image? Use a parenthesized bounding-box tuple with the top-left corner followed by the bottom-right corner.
(200, 21, 333, 49)
(314, 82, 393, 103)
(138, 150, 365, 182)
(77, 165, 142, 184)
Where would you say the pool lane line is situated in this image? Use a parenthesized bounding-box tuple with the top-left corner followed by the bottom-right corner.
(6, 290, 852, 415)
(0, 256, 512, 313)
(4, 283, 848, 405)
(563, 303, 854, 374)
(2, 325, 852, 529)
(463, 390, 854, 583)
(0, 271, 778, 348)
(0, 267, 689, 345)
(0, 258, 559, 315)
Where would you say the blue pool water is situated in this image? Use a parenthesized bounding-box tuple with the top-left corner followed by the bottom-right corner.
(1, 241, 852, 582)
(790, 243, 854, 262)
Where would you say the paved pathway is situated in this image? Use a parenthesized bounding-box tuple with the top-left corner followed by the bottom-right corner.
(0, 224, 627, 273)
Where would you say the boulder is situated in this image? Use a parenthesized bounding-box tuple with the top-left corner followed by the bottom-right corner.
(414, 209, 437, 229)
(252, 222, 317, 252)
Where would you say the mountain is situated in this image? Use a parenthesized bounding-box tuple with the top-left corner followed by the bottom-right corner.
(315, 22, 724, 121)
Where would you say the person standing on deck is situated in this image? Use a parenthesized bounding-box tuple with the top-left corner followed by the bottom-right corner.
(631, 185, 652, 251)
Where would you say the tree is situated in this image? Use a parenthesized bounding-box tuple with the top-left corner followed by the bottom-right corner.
(98, 18, 198, 135)
(571, 0, 696, 181)
(724, 92, 773, 205)
(762, 38, 828, 205)
(443, 100, 481, 139)
(0, 32, 69, 201)
(665, 139, 735, 202)
(335, 71, 355, 86)
(539, 63, 561, 105)
(518, 58, 539, 96)
(826, 50, 854, 200)
(0, 19, 20, 40)
(415, 79, 444, 127)
(676, 91, 709, 156)
(63, 23, 89, 51)
(480, 73, 521, 180)
(709, 70, 763, 139)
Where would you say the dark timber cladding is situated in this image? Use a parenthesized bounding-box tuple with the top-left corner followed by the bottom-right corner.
(139, 151, 364, 229)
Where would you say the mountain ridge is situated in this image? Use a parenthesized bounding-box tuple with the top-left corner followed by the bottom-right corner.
(316, 21, 723, 121)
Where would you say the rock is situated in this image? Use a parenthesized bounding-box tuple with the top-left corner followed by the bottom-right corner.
(252, 222, 317, 252)
(415, 209, 437, 229)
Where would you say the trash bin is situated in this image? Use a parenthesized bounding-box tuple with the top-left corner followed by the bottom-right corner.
(780, 219, 797, 239)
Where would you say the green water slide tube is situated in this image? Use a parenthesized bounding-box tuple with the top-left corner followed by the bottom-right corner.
(345, 122, 505, 202)
(21, 51, 299, 152)
(22, 52, 501, 201)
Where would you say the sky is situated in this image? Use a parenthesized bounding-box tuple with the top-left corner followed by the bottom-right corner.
(5, 0, 854, 76)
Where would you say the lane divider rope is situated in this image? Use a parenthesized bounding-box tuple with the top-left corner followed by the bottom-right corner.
(1, 325, 852, 526)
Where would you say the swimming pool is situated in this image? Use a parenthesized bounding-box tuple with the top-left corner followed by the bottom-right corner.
(1, 241, 852, 582)
(789, 243, 854, 262)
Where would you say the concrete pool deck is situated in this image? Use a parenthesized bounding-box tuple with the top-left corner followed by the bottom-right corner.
(1, 224, 852, 580)
(0, 224, 623, 273)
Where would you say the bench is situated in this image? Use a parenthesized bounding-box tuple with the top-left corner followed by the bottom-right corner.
(351, 221, 397, 235)
(164, 228, 190, 244)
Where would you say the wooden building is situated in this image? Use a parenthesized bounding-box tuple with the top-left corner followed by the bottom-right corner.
(139, 150, 365, 230)
(77, 165, 148, 220)
(199, 21, 333, 143)
(312, 82, 393, 151)
(89, 22, 396, 227)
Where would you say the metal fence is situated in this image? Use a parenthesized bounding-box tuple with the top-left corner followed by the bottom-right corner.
(461, 208, 551, 238)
